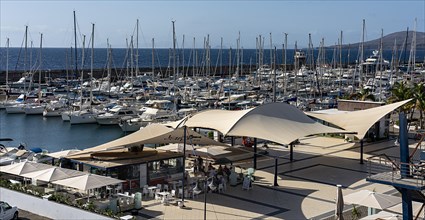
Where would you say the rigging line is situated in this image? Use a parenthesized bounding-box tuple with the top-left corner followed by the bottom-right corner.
(14, 30, 26, 71)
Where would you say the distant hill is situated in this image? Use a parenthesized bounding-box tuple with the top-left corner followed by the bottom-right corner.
(328, 31, 425, 50)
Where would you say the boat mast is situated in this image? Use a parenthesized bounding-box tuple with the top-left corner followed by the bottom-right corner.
(172, 20, 177, 112)
(360, 19, 365, 87)
(79, 35, 86, 110)
(90, 23, 94, 105)
(73, 11, 78, 79)
(39, 33, 43, 98)
(339, 31, 343, 94)
(220, 37, 223, 76)
(408, 18, 417, 75)
(182, 34, 185, 78)
(284, 33, 288, 96)
(152, 38, 155, 81)
(24, 25, 28, 73)
(136, 19, 139, 77)
(6, 38, 9, 88)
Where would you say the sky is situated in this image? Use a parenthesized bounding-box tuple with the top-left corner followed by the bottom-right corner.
(1, 0, 424, 49)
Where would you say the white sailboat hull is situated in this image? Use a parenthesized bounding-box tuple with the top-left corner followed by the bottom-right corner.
(24, 106, 45, 115)
(70, 113, 97, 124)
(5, 104, 25, 114)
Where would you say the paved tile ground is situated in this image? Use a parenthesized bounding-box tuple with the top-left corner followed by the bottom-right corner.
(18, 209, 52, 220)
(122, 135, 425, 219)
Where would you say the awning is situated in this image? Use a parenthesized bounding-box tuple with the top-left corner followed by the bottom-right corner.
(52, 173, 124, 191)
(70, 123, 228, 157)
(0, 161, 52, 176)
(183, 102, 352, 145)
(306, 99, 412, 139)
(21, 167, 85, 182)
(47, 149, 81, 159)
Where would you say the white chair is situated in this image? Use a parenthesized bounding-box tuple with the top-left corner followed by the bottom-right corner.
(218, 183, 224, 193)
(155, 189, 161, 200)
(142, 187, 149, 197)
(163, 184, 169, 192)
(149, 188, 154, 198)
(171, 189, 176, 197)
(178, 188, 183, 198)
(156, 184, 162, 191)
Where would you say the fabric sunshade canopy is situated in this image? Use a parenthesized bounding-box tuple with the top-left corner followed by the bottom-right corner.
(47, 149, 81, 159)
(52, 173, 124, 191)
(359, 211, 401, 220)
(0, 161, 52, 176)
(158, 144, 232, 157)
(21, 167, 86, 182)
(183, 102, 352, 145)
(305, 99, 412, 139)
(71, 123, 228, 157)
(21, 167, 84, 182)
(344, 190, 401, 210)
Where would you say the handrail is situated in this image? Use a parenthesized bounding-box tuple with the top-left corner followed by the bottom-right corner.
(409, 131, 425, 161)
(367, 154, 400, 170)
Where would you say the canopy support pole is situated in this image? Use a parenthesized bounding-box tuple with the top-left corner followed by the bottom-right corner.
(253, 138, 257, 169)
(274, 157, 279, 186)
(360, 139, 364, 164)
(231, 137, 235, 146)
(181, 126, 187, 206)
(290, 144, 294, 162)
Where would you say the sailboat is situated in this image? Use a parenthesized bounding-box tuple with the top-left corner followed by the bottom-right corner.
(24, 33, 46, 115)
(69, 23, 99, 125)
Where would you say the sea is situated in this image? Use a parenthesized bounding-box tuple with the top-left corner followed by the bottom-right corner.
(0, 47, 424, 153)
(1, 48, 424, 72)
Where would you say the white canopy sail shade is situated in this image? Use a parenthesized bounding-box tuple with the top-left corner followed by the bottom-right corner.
(183, 102, 352, 145)
(344, 190, 401, 210)
(52, 173, 124, 191)
(21, 167, 85, 183)
(158, 144, 231, 157)
(360, 211, 402, 220)
(306, 99, 412, 139)
(47, 149, 81, 159)
(71, 123, 228, 157)
(0, 161, 51, 176)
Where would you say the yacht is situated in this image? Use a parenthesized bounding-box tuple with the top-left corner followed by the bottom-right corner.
(95, 106, 138, 125)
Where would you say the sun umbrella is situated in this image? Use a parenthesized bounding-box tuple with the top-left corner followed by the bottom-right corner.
(52, 173, 124, 191)
(335, 184, 344, 220)
(344, 190, 401, 210)
(360, 211, 402, 220)
(21, 167, 85, 182)
(47, 149, 81, 159)
(0, 161, 51, 175)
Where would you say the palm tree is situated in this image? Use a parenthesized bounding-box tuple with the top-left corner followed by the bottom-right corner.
(413, 83, 425, 128)
(388, 81, 413, 113)
(348, 88, 375, 101)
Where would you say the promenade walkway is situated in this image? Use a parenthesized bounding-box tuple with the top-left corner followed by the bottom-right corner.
(129, 136, 420, 219)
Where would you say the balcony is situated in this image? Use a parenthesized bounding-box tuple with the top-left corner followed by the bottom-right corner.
(366, 154, 425, 191)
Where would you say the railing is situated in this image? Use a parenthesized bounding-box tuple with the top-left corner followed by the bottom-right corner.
(367, 154, 425, 189)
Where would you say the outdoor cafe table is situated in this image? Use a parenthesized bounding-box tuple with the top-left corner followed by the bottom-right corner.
(147, 186, 157, 198)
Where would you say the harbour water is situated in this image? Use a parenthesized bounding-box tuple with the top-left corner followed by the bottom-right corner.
(2, 48, 424, 71)
(0, 109, 124, 152)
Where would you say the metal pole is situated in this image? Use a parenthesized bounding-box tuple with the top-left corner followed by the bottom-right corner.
(253, 138, 257, 169)
(401, 188, 413, 220)
(290, 144, 294, 162)
(360, 139, 364, 164)
(274, 157, 279, 186)
(399, 112, 409, 177)
(181, 126, 187, 206)
(204, 180, 207, 220)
